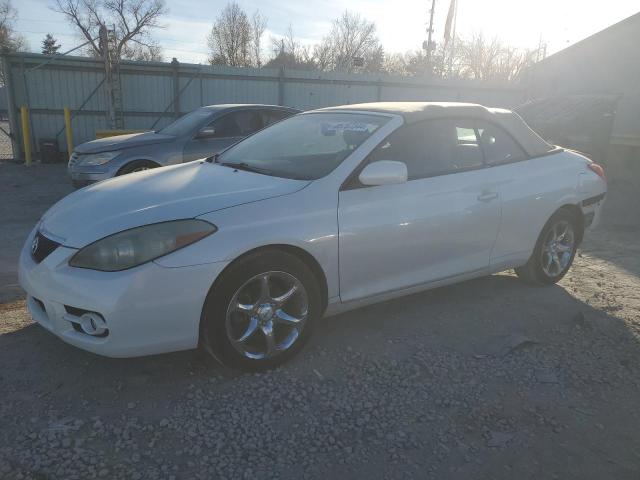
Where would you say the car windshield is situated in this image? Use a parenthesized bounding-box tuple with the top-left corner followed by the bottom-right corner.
(158, 109, 213, 136)
(217, 112, 390, 180)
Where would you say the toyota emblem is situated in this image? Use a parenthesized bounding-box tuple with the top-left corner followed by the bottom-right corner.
(31, 235, 39, 255)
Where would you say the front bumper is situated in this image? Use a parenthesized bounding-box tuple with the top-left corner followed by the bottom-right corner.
(18, 230, 229, 358)
(68, 159, 117, 187)
(68, 169, 112, 187)
(582, 193, 606, 231)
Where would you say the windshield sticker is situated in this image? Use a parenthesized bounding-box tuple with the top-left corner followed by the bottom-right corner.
(321, 122, 373, 136)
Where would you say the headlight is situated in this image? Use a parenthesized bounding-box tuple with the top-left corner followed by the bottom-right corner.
(77, 150, 122, 166)
(69, 220, 217, 271)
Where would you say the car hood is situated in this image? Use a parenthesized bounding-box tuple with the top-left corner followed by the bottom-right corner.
(74, 131, 175, 154)
(40, 161, 310, 248)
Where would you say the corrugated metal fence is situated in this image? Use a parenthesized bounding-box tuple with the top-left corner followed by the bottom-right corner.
(3, 52, 525, 158)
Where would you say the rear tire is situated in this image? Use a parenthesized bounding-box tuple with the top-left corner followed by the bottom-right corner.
(117, 160, 158, 176)
(200, 250, 321, 371)
(515, 209, 580, 285)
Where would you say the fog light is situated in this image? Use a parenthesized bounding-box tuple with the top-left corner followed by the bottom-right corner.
(79, 312, 107, 336)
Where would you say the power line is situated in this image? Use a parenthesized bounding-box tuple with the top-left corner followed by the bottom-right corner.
(20, 28, 208, 51)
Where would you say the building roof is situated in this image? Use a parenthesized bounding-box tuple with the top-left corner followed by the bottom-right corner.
(526, 12, 640, 145)
(318, 102, 553, 157)
(534, 12, 640, 69)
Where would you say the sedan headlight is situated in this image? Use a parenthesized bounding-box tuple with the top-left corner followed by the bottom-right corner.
(77, 150, 122, 166)
(69, 220, 217, 271)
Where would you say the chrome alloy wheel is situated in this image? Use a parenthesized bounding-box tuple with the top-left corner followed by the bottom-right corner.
(225, 271, 309, 360)
(540, 219, 575, 277)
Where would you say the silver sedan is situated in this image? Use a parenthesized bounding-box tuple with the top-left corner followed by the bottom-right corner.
(68, 104, 299, 187)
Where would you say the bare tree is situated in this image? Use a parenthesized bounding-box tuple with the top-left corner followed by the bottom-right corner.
(383, 52, 409, 76)
(121, 40, 162, 61)
(0, 0, 28, 84)
(312, 40, 332, 71)
(0, 0, 27, 53)
(457, 33, 500, 80)
(54, 0, 167, 60)
(265, 13, 384, 73)
(265, 25, 314, 70)
(457, 33, 534, 82)
(492, 45, 536, 82)
(250, 10, 266, 67)
(207, 2, 251, 67)
(318, 11, 383, 73)
(384, 34, 532, 82)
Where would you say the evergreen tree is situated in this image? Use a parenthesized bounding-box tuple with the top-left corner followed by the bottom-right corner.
(41, 33, 61, 55)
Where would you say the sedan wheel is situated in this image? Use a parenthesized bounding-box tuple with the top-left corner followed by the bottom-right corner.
(226, 272, 308, 360)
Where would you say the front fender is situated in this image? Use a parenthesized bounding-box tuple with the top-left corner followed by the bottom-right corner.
(153, 185, 340, 299)
(114, 142, 184, 169)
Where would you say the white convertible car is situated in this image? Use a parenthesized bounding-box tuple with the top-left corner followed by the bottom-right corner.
(19, 102, 607, 370)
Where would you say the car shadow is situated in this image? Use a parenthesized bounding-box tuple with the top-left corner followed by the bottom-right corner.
(314, 272, 632, 359)
(2, 271, 640, 479)
(1, 272, 637, 405)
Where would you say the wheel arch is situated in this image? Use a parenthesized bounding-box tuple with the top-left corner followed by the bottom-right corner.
(116, 159, 161, 176)
(201, 243, 329, 326)
(556, 203, 585, 244)
(516, 202, 585, 284)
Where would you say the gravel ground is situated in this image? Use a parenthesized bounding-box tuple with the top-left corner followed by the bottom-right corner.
(0, 162, 73, 302)
(1, 163, 640, 479)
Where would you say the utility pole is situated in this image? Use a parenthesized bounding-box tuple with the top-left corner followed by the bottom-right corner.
(111, 24, 124, 129)
(448, 0, 458, 77)
(100, 24, 116, 130)
(425, 0, 436, 75)
(100, 23, 123, 130)
(536, 34, 543, 62)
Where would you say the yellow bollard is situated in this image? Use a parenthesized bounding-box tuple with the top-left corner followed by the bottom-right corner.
(64, 107, 74, 158)
(20, 105, 32, 167)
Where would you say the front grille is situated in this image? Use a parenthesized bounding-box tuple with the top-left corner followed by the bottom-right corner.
(31, 232, 60, 263)
(68, 151, 80, 167)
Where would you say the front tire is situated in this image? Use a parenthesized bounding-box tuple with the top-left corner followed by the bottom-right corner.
(200, 250, 321, 371)
(515, 209, 580, 285)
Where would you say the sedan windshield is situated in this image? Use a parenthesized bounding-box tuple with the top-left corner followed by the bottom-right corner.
(217, 113, 390, 180)
(159, 109, 213, 136)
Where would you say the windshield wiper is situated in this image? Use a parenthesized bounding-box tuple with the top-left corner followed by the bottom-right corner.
(219, 161, 271, 175)
(205, 153, 220, 163)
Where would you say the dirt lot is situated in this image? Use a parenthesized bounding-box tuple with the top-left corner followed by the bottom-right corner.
(0, 162, 73, 303)
(1, 162, 640, 479)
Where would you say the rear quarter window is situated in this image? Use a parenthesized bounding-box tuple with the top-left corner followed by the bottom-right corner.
(476, 122, 527, 165)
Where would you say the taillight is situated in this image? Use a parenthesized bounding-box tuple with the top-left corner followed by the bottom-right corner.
(588, 163, 606, 182)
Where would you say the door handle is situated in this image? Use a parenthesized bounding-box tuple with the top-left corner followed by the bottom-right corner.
(477, 191, 499, 202)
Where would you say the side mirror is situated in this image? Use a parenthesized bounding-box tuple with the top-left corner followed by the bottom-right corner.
(196, 126, 216, 139)
(358, 160, 408, 186)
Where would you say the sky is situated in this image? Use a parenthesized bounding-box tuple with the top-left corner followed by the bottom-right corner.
(14, 0, 640, 64)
